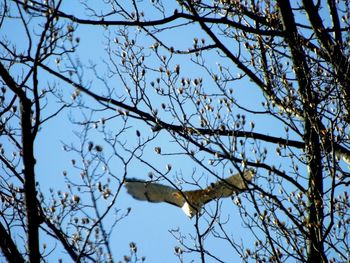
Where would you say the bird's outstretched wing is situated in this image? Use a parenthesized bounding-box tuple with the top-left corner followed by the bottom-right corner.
(198, 169, 254, 203)
(124, 178, 185, 208)
(182, 169, 254, 217)
(125, 169, 254, 218)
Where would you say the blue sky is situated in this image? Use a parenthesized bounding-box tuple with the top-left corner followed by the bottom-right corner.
(2, 2, 292, 262)
(3, 1, 348, 262)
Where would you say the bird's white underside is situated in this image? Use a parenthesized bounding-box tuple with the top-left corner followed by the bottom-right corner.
(181, 202, 195, 218)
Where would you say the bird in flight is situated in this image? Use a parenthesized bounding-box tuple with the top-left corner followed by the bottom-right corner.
(124, 169, 254, 218)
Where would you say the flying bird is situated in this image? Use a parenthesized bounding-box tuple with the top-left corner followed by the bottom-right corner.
(124, 169, 254, 218)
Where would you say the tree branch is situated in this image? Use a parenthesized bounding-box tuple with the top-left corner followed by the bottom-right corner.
(0, 222, 25, 263)
(0, 62, 40, 262)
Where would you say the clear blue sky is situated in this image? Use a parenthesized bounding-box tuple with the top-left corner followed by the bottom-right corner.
(2, 2, 286, 262)
(3, 1, 344, 262)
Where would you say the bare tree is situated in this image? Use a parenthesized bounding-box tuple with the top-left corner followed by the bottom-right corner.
(1, 0, 350, 262)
